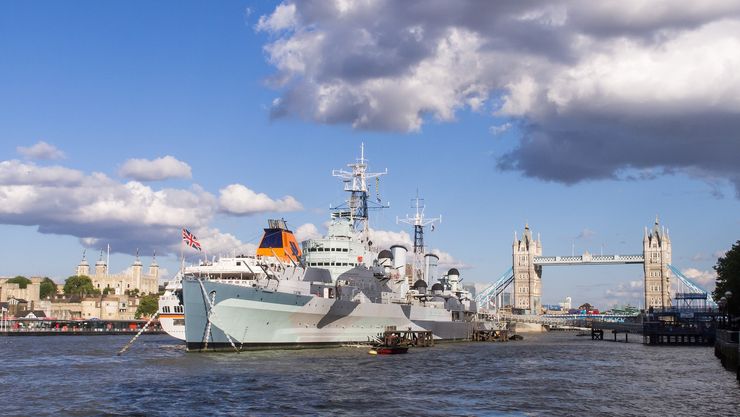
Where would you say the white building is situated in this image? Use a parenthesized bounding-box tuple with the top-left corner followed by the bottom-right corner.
(76, 252, 159, 295)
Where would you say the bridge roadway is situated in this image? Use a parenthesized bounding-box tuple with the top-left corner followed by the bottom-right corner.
(533, 254, 645, 266)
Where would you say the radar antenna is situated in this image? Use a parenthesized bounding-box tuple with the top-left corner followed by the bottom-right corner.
(397, 191, 441, 282)
(330, 143, 389, 239)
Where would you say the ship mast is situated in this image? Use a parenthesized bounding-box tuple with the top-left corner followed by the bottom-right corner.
(397, 191, 441, 282)
(331, 143, 388, 241)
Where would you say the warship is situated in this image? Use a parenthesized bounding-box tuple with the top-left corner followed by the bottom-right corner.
(180, 145, 497, 351)
(158, 221, 304, 340)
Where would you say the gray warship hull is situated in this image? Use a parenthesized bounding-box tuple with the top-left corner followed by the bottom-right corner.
(182, 279, 481, 351)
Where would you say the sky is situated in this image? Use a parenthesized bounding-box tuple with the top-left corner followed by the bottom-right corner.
(1, 0, 739, 309)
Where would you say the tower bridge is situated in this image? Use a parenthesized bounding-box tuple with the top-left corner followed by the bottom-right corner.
(475, 218, 715, 315)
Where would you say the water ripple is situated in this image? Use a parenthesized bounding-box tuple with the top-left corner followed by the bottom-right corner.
(1, 333, 738, 416)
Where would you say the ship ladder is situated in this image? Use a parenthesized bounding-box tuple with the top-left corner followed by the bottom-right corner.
(116, 311, 159, 356)
(198, 279, 240, 353)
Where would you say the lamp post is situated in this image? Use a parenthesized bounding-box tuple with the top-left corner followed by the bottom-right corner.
(725, 291, 734, 330)
(718, 297, 727, 328)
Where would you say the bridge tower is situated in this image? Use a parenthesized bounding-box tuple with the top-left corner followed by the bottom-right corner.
(512, 224, 542, 314)
(643, 217, 672, 310)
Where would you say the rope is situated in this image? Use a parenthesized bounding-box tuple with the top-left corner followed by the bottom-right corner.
(198, 279, 240, 353)
(116, 311, 159, 356)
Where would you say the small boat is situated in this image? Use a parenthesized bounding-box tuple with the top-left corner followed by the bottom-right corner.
(368, 344, 409, 355)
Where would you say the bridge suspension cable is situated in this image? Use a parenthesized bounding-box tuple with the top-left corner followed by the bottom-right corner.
(474, 267, 514, 307)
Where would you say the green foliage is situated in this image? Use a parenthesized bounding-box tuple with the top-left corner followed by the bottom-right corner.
(7, 276, 31, 289)
(63, 275, 100, 296)
(125, 288, 140, 297)
(135, 294, 159, 319)
(102, 286, 112, 295)
(713, 240, 740, 315)
(39, 277, 57, 298)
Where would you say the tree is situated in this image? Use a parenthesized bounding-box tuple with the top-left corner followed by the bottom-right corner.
(7, 276, 31, 289)
(135, 294, 159, 319)
(39, 277, 57, 298)
(714, 240, 740, 316)
(63, 275, 100, 296)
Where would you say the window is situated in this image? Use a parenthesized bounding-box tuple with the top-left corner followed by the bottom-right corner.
(259, 231, 284, 248)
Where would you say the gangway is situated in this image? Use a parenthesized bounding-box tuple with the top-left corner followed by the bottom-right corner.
(474, 267, 514, 309)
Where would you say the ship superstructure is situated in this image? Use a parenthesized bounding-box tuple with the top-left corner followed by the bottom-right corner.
(302, 144, 388, 279)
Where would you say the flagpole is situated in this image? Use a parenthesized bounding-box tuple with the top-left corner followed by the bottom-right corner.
(180, 230, 185, 274)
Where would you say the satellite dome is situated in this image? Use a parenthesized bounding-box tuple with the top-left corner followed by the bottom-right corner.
(378, 249, 393, 259)
(412, 279, 428, 289)
(447, 268, 460, 276)
(431, 283, 444, 292)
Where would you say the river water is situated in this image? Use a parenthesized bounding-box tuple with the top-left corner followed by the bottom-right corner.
(1, 332, 738, 416)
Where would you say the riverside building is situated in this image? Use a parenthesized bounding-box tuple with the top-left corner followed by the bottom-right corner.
(75, 251, 159, 295)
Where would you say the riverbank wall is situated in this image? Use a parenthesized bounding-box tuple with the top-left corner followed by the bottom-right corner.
(714, 329, 739, 381)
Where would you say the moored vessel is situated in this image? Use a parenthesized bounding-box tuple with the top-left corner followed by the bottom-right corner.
(158, 220, 305, 340)
(181, 145, 501, 351)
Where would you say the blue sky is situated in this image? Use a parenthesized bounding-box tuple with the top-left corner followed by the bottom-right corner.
(2, 1, 739, 309)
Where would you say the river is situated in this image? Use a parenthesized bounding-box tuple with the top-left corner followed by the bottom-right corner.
(1, 332, 738, 416)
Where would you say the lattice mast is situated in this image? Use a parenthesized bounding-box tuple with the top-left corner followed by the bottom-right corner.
(331, 143, 388, 240)
(397, 192, 441, 282)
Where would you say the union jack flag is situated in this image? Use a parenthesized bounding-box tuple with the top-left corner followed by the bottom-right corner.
(182, 228, 201, 251)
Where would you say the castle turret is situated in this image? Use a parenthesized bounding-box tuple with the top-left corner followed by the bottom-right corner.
(132, 249, 143, 292)
(149, 251, 159, 278)
(76, 250, 90, 277)
(95, 249, 108, 277)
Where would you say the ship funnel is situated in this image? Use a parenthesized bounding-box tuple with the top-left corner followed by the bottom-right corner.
(391, 245, 407, 275)
(447, 268, 460, 292)
(377, 249, 393, 267)
(424, 253, 439, 284)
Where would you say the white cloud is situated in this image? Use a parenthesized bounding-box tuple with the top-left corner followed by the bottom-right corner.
(575, 228, 596, 240)
(691, 252, 709, 262)
(368, 228, 412, 250)
(0, 158, 284, 257)
(604, 279, 644, 306)
(430, 248, 471, 271)
(218, 183, 303, 215)
(489, 122, 512, 136)
(681, 268, 716, 290)
(257, 1, 740, 196)
(256, 2, 297, 32)
(17, 141, 66, 160)
(367, 227, 469, 270)
(294, 223, 323, 242)
(0, 160, 84, 186)
(193, 226, 258, 257)
(118, 155, 192, 181)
